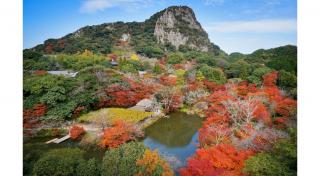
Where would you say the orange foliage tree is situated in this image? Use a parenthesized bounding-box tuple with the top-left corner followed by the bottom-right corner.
(179, 144, 254, 176)
(44, 42, 53, 53)
(23, 103, 47, 129)
(159, 75, 177, 86)
(275, 98, 297, 117)
(203, 80, 226, 92)
(199, 71, 296, 149)
(99, 78, 153, 108)
(263, 71, 278, 87)
(135, 149, 173, 176)
(33, 70, 47, 76)
(100, 120, 143, 148)
(69, 125, 85, 140)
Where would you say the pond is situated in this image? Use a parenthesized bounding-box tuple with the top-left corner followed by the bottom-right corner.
(143, 111, 203, 172)
(23, 112, 202, 175)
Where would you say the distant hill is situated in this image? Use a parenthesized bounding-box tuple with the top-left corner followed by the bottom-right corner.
(30, 6, 226, 57)
(229, 45, 297, 73)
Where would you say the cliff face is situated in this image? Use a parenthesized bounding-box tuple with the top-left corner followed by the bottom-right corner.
(153, 6, 212, 52)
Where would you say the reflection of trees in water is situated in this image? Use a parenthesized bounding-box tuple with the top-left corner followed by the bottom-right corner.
(144, 112, 202, 147)
(160, 151, 183, 169)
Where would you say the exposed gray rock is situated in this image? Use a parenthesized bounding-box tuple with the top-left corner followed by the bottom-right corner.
(154, 6, 211, 52)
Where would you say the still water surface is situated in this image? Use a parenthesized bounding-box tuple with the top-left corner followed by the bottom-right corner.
(143, 112, 203, 171)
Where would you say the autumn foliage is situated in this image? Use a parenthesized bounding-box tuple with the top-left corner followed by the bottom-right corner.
(72, 106, 86, 118)
(179, 144, 254, 176)
(33, 70, 48, 76)
(100, 120, 143, 148)
(203, 80, 226, 92)
(135, 149, 173, 176)
(159, 75, 177, 86)
(44, 42, 53, 53)
(156, 87, 183, 113)
(199, 71, 296, 148)
(263, 71, 278, 87)
(98, 78, 153, 108)
(70, 125, 85, 140)
(23, 103, 47, 129)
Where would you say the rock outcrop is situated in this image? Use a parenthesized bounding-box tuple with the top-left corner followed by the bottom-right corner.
(153, 6, 212, 52)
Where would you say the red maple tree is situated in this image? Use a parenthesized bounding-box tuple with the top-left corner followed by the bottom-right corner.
(100, 120, 143, 148)
(99, 78, 152, 108)
(179, 144, 254, 176)
(23, 103, 47, 129)
(70, 125, 85, 140)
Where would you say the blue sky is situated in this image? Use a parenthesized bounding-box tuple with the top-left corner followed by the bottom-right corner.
(23, 0, 297, 54)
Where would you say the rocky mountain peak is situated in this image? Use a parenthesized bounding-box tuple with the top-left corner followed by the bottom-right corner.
(153, 6, 211, 52)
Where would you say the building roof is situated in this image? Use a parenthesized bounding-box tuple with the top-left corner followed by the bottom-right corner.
(47, 71, 78, 78)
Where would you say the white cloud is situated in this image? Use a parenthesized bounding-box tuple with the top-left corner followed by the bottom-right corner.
(204, 19, 296, 33)
(80, 0, 151, 13)
(265, 0, 281, 6)
(208, 35, 296, 54)
(202, 0, 225, 5)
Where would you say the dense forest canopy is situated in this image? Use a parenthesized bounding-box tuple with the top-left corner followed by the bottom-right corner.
(23, 5, 297, 176)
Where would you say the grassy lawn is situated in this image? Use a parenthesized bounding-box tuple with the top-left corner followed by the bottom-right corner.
(78, 108, 153, 124)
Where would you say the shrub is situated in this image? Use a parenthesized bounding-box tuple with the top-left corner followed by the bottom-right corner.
(101, 142, 146, 176)
(167, 52, 184, 64)
(199, 65, 226, 84)
(70, 125, 85, 140)
(32, 148, 85, 176)
(153, 64, 164, 74)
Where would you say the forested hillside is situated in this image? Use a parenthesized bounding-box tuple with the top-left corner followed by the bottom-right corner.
(23, 5, 297, 176)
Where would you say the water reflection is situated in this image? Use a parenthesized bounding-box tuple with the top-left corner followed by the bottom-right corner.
(143, 112, 202, 171)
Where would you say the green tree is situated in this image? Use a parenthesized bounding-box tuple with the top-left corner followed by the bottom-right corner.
(199, 65, 226, 84)
(167, 52, 184, 64)
(247, 67, 273, 85)
(101, 142, 146, 176)
(243, 153, 295, 176)
(243, 128, 297, 176)
(23, 49, 43, 60)
(76, 158, 100, 176)
(32, 148, 85, 176)
(141, 46, 164, 58)
(194, 53, 216, 66)
(226, 59, 252, 79)
(153, 64, 163, 74)
(40, 86, 67, 106)
(45, 101, 77, 121)
(278, 70, 297, 88)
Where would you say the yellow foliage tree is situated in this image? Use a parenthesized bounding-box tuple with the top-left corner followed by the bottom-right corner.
(81, 49, 94, 57)
(196, 71, 205, 81)
(135, 149, 173, 176)
(131, 54, 140, 61)
(175, 69, 186, 86)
